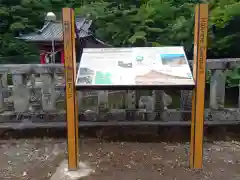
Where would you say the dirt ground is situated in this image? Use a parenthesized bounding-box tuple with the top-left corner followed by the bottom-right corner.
(0, 132, 239, 180)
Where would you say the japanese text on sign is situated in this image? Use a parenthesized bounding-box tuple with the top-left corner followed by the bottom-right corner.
(199, 18, 208, 72)
(64, 20, 73, 99)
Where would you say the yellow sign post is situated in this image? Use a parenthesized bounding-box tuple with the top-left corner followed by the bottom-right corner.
(62, 8, 79, 170)
(190, 4, 208, 169)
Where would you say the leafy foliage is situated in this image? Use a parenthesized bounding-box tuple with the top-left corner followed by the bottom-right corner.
(0, 0, 80, 63)
(0, 0, 240, 66)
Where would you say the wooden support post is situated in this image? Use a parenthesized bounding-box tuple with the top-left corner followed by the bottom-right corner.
(190, 4, 208, 169)
(62, 8, 79, 170)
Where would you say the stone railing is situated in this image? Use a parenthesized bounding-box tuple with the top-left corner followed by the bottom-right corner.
(1, 58, 240, 128)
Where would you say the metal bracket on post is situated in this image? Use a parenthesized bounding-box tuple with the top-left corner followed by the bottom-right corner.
(190, 3, 208, 169)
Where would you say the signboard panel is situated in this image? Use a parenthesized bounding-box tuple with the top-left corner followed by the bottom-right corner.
(76, 46, 194, 87)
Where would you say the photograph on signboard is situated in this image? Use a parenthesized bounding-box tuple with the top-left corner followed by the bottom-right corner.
(76, 67, 94, 85)
(76, 47, 194, 87)
(160, 53, 187, 65)
(135, 70, 191, 85)
(118, 61, 133, 68)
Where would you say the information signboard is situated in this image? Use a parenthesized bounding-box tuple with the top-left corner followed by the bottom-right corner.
(76, 46, 194, 88)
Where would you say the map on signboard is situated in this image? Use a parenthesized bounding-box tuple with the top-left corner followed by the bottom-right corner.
(76, 46, 195, 86)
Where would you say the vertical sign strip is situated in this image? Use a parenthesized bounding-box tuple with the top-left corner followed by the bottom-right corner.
(194, 4, 208, 169)
(190, 4, 208, 169)
(62, 8, 79, 170)
(71, 8, 79, 165)
(190, 4, 200, 168)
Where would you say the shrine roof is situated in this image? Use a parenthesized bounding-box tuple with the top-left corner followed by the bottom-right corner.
(16, 17, 92, 42)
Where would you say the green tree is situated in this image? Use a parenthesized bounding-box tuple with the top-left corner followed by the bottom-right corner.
(0, 0, 70, 63)
(1, 0, 240, 63)
(208, 0, 240, 58)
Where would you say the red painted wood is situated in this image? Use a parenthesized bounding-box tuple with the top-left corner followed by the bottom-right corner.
(40, 53, 46, 64)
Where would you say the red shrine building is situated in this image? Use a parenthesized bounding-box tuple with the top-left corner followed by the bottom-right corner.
(17, 17, 108, 64)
